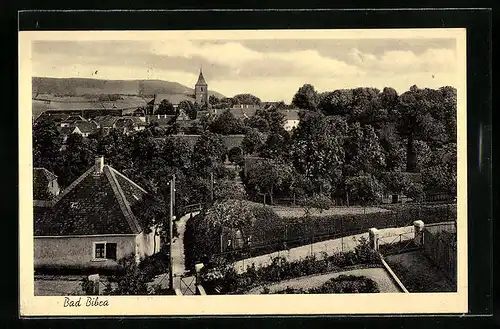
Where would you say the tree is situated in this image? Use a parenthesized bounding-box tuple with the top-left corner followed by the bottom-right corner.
(242, 128, 266, 155)
(233, 93, 261, 105)
(318, 89, 354, 117)
(209, 95, 220, 106)
(55, 133, 97, 188)
(297, 193, 333, 218)
(259, 130, 291, 160)
(292, 84, 319, 111)
(227, 147, 244, 166)
(190, 132, 227, 176)
(205, 199, 255, 230)
(32, 118, 62, 172)
(343, 122, 385, 177)
(394, 85, 447, 172)
(213, 179, 247, 201)
(178, 100, 198, 120)
(156, 99, 176, 115)
(96, 129, 133, 171)
(345, 175, 384, 208)
(290, 111, 346, 195)
(209, 109, 246, 135)
(160, 137, 193, 172)
(246, 158, 294, 205)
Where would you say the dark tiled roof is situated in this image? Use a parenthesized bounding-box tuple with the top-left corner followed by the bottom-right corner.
(34, 165, 146, 236)
(156, 134, 244, 151)
(62, 115, 86, 123)
(153, 94, 195, 106)
(146, 114, 177, 126)
(94, 115, 119, 128)
(73, 120, 98, 134)
(196, 70, 207, 86)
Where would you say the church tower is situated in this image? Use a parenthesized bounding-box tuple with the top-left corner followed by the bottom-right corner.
(195, 67, 208, 108)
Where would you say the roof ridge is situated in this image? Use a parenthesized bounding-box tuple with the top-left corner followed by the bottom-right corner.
(105, 166, 142, 234)
(50, 166, 94, 204)
(108, 167, 148, 194)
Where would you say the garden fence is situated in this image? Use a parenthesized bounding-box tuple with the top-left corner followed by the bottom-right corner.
(422, 224, 457, 282)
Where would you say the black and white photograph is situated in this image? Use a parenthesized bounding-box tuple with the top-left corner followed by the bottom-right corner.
(19, 28, 467, 315)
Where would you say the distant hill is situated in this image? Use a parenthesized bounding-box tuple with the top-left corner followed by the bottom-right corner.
(32, 77, 225, 99)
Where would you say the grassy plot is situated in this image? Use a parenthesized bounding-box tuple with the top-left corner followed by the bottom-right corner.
(384, 250, 456, 292)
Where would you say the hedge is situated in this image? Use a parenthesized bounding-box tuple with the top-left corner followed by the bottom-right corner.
(184, 203, 456, 270)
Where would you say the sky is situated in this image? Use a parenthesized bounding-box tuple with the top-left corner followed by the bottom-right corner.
(32, 37, 458, 103)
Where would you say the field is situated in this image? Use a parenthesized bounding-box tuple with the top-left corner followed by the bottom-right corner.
(32, 95, 149, 119)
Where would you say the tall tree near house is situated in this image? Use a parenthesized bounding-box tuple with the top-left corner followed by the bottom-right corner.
(292, 84, 320, 111)
(32, 117, 63, 172)
(155, 99, 176, 115)
(96, 129, 133, 171)
(55, 133, 97, 188)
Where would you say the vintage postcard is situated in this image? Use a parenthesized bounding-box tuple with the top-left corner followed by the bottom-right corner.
(19, 28, 467, 316)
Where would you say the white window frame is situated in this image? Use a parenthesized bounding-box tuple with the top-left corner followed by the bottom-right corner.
(92, 241, 107, 261)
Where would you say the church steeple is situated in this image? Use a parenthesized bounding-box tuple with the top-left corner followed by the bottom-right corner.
(195, 66, 208, 108)
(196, 66, 207, 86)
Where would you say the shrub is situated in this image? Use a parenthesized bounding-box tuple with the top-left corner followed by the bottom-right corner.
(270, 275, 379, 294)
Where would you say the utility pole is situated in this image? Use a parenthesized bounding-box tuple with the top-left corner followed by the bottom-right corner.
(168, 174, 175, 292)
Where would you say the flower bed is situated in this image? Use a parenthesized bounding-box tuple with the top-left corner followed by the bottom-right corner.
(200, 237, 380, 294)
(262, 275, 380, 294)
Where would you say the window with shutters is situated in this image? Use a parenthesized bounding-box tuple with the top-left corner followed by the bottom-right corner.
(93, 242, 118, 261)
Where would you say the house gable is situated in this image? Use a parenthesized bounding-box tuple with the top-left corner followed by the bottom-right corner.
(34, 160, 145, 237)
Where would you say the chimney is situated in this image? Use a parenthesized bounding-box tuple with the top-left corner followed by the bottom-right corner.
(94, 156, 104, 174)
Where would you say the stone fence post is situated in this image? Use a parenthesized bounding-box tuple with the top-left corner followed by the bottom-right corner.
(195, 263, 204, 285)
(413, 220, 425, 246)
(88, 274, 100, 295)
(368, 228, 379, 251)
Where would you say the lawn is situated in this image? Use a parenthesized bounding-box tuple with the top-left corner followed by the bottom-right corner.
(384, 250, 456, 292)
(245, 267, 400, 294)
